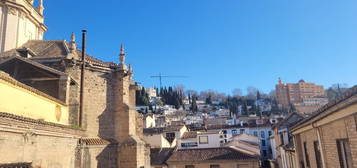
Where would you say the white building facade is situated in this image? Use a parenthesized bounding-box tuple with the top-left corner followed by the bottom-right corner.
(0, 0, 47, 52)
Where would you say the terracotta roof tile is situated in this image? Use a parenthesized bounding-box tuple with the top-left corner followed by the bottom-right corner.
(150, 148, 175, 166)
(0, 112, 76, 129)
(167, 147, 259, 162)
(164, 125, 185, 132)
(79, 138, 113, 145)
(0, 40, 117, 68)
(181, 131, 197, 139)
(0, 162, 32, 168)
(144, 126, 186, 135)
(144, 127, 165, 135)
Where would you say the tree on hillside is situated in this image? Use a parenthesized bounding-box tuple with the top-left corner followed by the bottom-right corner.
(136, 87, 150, 106)
(191, 94, 198, 113)
(205, 95, 212, 105)
(242, 101, 248, 116)
(246, 86, 258, 99)
(326, 83, 349, 101)
(257, 91, 261, 100)
(232, 88, 243, 97)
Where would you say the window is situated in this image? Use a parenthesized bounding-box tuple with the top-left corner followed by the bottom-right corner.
(240, 129, 245, 134)
(210, 165, 220, 168)
(337, 139, 353, 168)
(263, 150, 267, 157)
(185, 165, 195, 168)
(237, 164, 249, 168)
(269, 147, 273, 155)
(260, 131, 265, 138)
(181, 142, 198, 148)
(303, 142, 310, 167)
(199, 136, 208, 144)
(232, 129, 238, 135)
(253, 131, 258, 136)
(313, 141, 322, 168)
(166, 132, 175, 143)
(280, 133, 285, 145)
(261, 140, 266, 146)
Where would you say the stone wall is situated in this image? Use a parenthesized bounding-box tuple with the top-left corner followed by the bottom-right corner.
(16, 58, 151, 168)
(45, 60, 116, 139)
(0, 117, 82, 168)
(82, 69, 114, 139)
(80, 144, 117, 168)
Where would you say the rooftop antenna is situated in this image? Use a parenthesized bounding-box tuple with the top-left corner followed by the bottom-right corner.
(150, 73, 188, 88)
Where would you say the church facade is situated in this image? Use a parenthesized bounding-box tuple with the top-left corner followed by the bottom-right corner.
(0, 0, 150, 167)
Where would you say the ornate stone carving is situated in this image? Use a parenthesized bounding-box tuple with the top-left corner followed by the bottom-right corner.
(55, 105, 62, 122)
(18, 11, 26, 19)
(8, 7, 18, 16)
(23, 131, 35, 143)
(27, 0, 34, 5)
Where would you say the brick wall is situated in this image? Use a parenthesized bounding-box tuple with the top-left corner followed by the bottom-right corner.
(80, 144, 117, 168)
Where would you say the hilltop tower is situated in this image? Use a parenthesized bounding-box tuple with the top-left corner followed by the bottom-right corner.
(0, 0, 47, 52)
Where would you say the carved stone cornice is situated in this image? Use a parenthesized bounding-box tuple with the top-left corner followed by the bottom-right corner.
(7, 6, 17, 16)
(18, 10, 25, 18)
(1, 0, 48, 31)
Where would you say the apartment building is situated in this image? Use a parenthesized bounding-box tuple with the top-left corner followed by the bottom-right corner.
(276, 78, 327, 113)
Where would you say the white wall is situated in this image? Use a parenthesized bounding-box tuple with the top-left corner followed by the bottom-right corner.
(211, 126, 273, 159)
(197, 134, 222, 148)
(144, 134, 174, 148)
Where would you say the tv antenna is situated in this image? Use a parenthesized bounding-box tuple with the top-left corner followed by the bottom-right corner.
(150, 73, 188, 88)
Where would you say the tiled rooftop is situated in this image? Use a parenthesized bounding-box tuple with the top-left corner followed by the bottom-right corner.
(167, 147, 259, 162)
(150, 148, 175, 166)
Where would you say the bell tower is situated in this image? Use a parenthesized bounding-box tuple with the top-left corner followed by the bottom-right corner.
(113, 45, 150, 168)
(0, 0, 47, 52)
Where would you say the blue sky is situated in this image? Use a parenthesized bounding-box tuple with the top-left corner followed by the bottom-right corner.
(43, 0, 357, 94)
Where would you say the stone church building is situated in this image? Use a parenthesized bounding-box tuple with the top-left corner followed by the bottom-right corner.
(0, 0, 150, 167)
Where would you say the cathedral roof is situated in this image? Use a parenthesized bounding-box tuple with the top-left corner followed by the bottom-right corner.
(0, 40, 116, 68)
